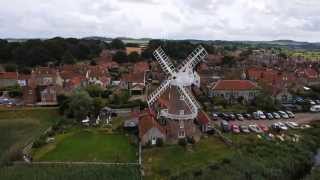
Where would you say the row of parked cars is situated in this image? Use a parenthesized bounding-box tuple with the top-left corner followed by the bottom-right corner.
(221, 121, 306, 133)
(212, 110, 295, 121)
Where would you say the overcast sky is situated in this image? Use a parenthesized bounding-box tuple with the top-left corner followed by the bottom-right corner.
(1, 0, 320, 42)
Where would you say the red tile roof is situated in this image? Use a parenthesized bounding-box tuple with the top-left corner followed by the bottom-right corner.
(138, 112, 165, 138)
(133, 61, 149, 74)
(212, 80, 258, 91)
(0, 72, 18, 79)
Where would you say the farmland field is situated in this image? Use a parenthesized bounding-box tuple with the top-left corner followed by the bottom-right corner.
(0, 107, 60, 163)
(0, 164, 140, 180)
(33, 129, 138, 163)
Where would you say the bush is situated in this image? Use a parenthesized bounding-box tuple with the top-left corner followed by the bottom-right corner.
(178, 138, 187, 147)
(187, 136, 196, 144)
(156, 138, 164, 147)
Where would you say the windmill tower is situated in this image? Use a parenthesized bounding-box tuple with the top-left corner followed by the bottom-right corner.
(147, 45, 208, 138)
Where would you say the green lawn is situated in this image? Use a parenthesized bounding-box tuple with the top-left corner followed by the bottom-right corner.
(143, 136, 233, 179)
(0, 164, 140, 180)
(33, 129, 138, 163)
(0, 107, 60, 163)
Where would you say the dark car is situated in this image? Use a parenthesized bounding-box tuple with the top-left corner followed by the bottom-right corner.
(221, 120, 230, 132)
(243, 113, 252, 120)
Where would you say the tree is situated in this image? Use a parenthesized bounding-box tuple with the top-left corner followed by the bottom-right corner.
(66, 91, 93, 120)
(2, 84, 22, 98)
(128, 52, 140, 62)
(92, 97, 105, 116)
(85, 84, 104, 97)
(110, 39, 125, 49)
(61, 51, 76, 64)
(113, 51, 128, 63)
(4, 64, 17, 72)
(252, 91, 278, 111)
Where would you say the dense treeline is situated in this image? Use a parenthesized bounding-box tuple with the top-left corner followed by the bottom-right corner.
(0, 37, 108, 68)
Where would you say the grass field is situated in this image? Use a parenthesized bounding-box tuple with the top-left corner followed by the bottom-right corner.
(0, 164, 140, 180)
(33, 129, 138, 163)
(0, 107, 60, 163)
(142, 136, 233, 179)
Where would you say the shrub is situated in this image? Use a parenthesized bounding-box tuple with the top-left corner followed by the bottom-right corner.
(187, 136, 195, 144)
(178, 138, 187, 147)
(156, 138, 164, 147)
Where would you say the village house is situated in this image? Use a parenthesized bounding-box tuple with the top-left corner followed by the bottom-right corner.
(210, 80, 260, 103)
(0, 72, 18, 88)
(139, 111, 166, 146)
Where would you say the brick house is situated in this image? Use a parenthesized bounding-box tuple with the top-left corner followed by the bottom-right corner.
(210, 80, 260, 103)
(0, 72, 18, 88)
(139, 112, 166, 146)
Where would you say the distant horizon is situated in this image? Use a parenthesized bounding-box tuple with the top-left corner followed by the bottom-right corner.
(2, 36, 320, 43)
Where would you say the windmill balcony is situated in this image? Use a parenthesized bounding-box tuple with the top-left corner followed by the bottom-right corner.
(160, 109, 197, 120)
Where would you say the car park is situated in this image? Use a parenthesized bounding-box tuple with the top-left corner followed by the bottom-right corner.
(231, 124, 240, 133)
(266, 113, 274, 120)
(240, 125, 250, 133)
(221, 120, 230, 132)
(285, 111, 295, 118)
(236, 114, 244, 121)
(278, 111, 289, 119)
(272, 112, 281, 119)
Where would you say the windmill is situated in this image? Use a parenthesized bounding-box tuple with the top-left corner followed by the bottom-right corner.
(147, 45, 208, 121)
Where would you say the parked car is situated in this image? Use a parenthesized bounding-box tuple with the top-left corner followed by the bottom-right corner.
(220, 113, 229, 120)
(315, 99, 320, 105)
(278, 111, 289, 119)
(273, 122, 288, 131)
(236, 114, 244, 121)
(240, 125, 250, 133)
(252, 112, 260, 120)
(229, 113, 236, 121)
(249, 124, 263, 133)
(259, 125, 269, 132)
(309, 100, 316, 105)
(231, 124, 240, 133)
(285, 111, 295, 118)
(221, 120, 230, 132)
(278, 122, 288, 130)
(257, 111, 266, 120)
(285, 122, 299, 129)
(310, 105, 320, 112)
(266, 113, 274, 120)
(212, 113, 219, 120)
(272, 112, 281, 119)
(243, 113, 252, 120)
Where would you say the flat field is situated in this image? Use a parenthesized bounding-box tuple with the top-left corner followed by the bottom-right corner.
(0, 107, 60, 162)
(33, 129, 138, 163)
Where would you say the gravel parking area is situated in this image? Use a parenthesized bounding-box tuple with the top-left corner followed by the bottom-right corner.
(212, 113, 320, 127)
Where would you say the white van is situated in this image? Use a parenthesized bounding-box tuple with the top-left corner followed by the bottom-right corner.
(310, 105, 320, 112)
